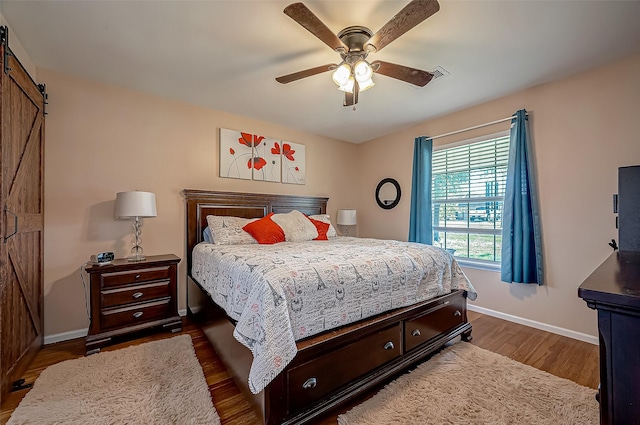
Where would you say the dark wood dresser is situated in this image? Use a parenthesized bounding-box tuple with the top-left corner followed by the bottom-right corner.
(578, 251, 640, 425)
(85, 254, 182, 354)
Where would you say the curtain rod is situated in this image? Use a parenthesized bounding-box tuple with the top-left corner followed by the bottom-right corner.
(429, 113, 527, 141)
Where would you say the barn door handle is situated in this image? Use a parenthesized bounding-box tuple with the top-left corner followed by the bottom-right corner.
(4, 206, 18, 242)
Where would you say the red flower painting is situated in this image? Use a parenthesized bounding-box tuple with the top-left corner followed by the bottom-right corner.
(248, 157, 267, 170)
(221, 129, 302, 183)
(281, 141, 305, 184)
(282, 143, 296, 161)
(271, 142, 281, 155)
(238, 132, 264, 148)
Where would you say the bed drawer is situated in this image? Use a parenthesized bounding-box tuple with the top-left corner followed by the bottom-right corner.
(287, 323, 401, 413)
(101, 298, 172, 331)
(404, 294, 466, 352)
(100, 266, 172, 288)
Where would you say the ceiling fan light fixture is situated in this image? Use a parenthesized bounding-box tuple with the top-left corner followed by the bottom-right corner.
(338, 76, 355, 93)
(332, 63, 351, 87)
(358, 77, 375, 92)
(354, 60, 373, 82)
(354, 59, 374, 91)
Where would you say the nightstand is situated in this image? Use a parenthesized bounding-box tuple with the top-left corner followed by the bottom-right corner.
(85, 254, 182, 354)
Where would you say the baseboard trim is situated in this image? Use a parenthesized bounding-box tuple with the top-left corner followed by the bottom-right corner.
(468, 304, 598, 345)
(44, 328, 88, 345)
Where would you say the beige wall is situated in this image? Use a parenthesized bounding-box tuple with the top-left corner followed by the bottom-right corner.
(39, 69, 359, 337)
(356, 53, 640, 338)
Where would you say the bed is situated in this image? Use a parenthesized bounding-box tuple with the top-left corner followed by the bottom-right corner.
(184, 189, 475, 425)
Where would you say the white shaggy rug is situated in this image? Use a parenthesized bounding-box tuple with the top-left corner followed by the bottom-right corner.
(8, 335, 220, 425)
(338, 342, 598, 425)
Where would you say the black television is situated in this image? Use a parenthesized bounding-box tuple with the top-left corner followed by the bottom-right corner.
(618, 165, 640, 252)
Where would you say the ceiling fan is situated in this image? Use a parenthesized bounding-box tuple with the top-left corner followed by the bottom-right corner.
(275, 0, 440, 107)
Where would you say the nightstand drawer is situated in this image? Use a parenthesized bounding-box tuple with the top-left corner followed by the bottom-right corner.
(101, 266, 171, 288)
(101, 298, 171, 331)
(101, 281, 170, 308)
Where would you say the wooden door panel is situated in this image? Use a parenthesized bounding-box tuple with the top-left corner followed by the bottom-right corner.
(5, 88, 41, 210)
(0, 39, 45, 403)
(2, 79, 38, 188)
(8, 233, 42, 334)
(1, 261, 38, 371)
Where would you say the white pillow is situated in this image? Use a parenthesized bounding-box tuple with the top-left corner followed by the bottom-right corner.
(309, 214, 337, 238)
(206, 215, 258, 245)
(271, 210, 319, 242)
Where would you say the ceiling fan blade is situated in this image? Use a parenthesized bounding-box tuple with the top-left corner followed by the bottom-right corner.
(365, 0, 440, 53)
(276, 64, 336, 84)
(284, 3, 347, 52)
(343, 81, 360, 107)
(372, 60, 434, 87)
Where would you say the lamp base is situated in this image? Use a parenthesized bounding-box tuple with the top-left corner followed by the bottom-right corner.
(127, 241, 145, 262)
(127, 254, 146, 262)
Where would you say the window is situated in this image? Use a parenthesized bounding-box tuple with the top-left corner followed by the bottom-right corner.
(432, 133, 509, 266)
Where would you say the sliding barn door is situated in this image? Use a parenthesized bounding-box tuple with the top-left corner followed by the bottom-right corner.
(0, 40, 45, 403)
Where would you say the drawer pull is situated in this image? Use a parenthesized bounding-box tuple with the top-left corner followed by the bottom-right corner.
(411, 329, 421, 337)
(383, 341, 395, 350)
(135, 274, 141, 279)
(454, 310, 462, 317)
(133, 311, 144, 319)
(302, 377, 317, 389)
(132, 292, 144, 299)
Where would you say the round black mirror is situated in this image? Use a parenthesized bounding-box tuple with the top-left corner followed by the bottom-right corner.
(375, 178, 401, 209)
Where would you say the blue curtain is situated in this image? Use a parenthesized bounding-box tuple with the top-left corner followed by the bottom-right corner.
(501, 109, 543, 284)
(408, 137, 433, 244)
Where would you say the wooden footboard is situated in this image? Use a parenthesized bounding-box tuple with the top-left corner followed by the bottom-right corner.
(183, 190, 473, 424)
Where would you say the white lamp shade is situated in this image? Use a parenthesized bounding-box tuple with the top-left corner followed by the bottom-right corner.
(337, 209, 357, 226)
(115, 191, 157, 218)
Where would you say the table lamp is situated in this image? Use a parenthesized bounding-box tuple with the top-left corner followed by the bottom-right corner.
(115, 191, 157, 261)
(337, 209, 357, 236)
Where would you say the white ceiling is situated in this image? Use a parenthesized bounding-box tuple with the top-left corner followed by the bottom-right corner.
(2, 0, 640, 143)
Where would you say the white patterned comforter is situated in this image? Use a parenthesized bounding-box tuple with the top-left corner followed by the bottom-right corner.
(191, 237, 477, 394)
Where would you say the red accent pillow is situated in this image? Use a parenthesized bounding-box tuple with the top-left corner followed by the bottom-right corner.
(308, 216, 330, 240)
(242, 213, 285, 244)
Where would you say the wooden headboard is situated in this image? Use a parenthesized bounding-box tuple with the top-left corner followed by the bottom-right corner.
(183, 189, 328, 273)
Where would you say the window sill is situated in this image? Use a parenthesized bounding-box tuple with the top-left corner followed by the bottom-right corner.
(455, 258, 501, 272)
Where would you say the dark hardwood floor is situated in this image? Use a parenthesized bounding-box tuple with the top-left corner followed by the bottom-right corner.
(1, 311, 599, 425)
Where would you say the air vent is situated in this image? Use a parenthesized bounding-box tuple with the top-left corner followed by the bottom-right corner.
(432, 66, 450, 80)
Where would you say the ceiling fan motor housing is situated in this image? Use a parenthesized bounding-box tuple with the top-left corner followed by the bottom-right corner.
(337, 26, 374, 55)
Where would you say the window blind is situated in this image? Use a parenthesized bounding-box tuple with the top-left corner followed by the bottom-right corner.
(432, 135, 510, 263)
